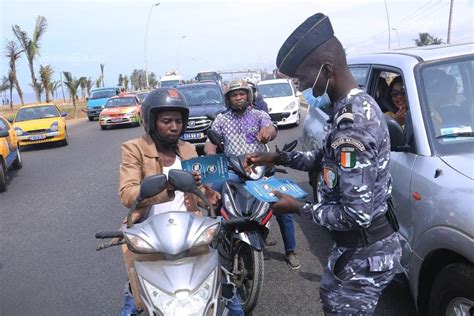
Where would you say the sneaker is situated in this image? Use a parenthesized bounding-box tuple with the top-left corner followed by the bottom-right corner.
(285, 252, 300, 270)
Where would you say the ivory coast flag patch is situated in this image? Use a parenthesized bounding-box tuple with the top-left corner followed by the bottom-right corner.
(340, 147, 356, 168)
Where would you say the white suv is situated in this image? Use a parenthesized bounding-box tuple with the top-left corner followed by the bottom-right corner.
(257, 79, 301, 127)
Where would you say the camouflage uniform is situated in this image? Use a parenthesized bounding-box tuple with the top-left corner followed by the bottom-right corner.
(286, 88, 402, 315)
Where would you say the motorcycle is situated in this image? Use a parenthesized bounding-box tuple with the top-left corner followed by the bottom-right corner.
(96, 169, 254, 316)
(207, 129, 297, 313)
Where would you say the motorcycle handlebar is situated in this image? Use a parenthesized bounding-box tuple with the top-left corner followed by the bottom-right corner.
(95, 231, 124, 239)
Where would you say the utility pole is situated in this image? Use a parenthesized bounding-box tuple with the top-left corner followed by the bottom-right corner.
(145, 3, 160, 90)
(447, 0, 454, 44)
(384, 0, 391, 49)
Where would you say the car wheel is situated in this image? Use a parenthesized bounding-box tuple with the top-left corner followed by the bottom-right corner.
(428, 263, 474, 316)
(12, 147, 23, 169)
(88, 116, 94, 121)
(0, 159, 7, 192)
(61, 131, 69, 146)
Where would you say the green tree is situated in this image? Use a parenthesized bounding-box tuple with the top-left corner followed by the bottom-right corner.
(79, 77, 86, 101)
(12, 16, 48, 102)
(39, 64, 54, 102)
(414, 32, 443, 46)
(95, 78, 102, 88)
(123, 75, 129, 91)
(4, 40, 25, 106)
(63, 71, 85, 115)
(50, 80, 61, 100)
(118, 73, 124, 87)
(0, 76, 11, 107)
(85, 77, 93, 97)
(130, 69, 156, 90)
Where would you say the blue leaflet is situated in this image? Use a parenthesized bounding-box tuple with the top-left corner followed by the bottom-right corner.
(244, 176, 308, 203)
(181, 154, 229, 184)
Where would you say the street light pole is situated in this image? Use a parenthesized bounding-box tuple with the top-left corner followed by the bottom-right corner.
(392, 28, 401, 48)
(176, 35, 186, 72)
(384, 0, 391, 49)
(145, 2, 160, 90)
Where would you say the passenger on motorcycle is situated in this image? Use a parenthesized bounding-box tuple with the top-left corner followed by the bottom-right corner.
(204, 80, 301, 270)
(117, 88, 243, 315)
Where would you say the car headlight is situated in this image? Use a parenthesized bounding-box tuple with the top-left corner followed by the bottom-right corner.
(14, 127, 23, 136)
(223, 192, 240, 217)
(284, 101, 296, 111)
(193, 223, 219, 247)
(50, 122, 59, 132)
(143, 270, 215, 315)
(100, 115, 110, 120)
(124, 233, 154, 253)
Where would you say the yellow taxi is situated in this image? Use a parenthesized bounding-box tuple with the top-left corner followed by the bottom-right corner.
(0, 115, 22, 192)
(13, 103, 68, 147)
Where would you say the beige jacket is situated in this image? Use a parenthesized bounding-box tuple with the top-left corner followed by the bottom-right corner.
(119, 134, 202, 223)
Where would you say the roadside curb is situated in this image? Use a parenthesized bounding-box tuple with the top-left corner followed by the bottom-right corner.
(66, 117, 87, 126)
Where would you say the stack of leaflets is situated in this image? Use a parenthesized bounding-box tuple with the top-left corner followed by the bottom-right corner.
(244, 176, 308, 203)
(182, 154, 229, 184)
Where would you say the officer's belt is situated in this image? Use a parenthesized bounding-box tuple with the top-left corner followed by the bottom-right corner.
(331, 212, 395, 248)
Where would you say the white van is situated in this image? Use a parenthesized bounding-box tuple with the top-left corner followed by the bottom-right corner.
(257, 79, 301, 127)
(160, 75, 185, 88)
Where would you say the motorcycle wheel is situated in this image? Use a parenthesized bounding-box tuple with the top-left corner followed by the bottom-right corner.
(233, 242, 264, 313)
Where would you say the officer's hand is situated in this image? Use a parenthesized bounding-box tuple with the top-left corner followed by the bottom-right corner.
(257, 125, 277, 143)
(192, 171, 202, 186)
(270, 191, 303, 215)
(244, 152, 279, 173)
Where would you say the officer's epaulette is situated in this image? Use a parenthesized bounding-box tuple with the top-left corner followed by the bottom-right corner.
(335, 104, 354, 128)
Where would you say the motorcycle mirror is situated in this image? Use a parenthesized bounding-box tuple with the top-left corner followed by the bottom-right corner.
(281, 139, 298, 152)
(207, 130, 225, 152)
(168, 169, 212, 210)
(139, 174, 168, 200)
(206, 112, 217, 121)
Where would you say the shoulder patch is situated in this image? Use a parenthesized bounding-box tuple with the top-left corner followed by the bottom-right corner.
(331, 137, 366, 152)
(335, 104, 354, 127)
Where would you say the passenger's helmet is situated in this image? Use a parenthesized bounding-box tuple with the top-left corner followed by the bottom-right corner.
(224, 80, 253, 107)
(141, 88, 189, 136)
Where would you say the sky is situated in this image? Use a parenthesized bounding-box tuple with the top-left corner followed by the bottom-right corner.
(1, 0, 473, 103)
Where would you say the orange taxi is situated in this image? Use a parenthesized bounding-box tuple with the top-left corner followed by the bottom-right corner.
(98, 95, 141, 130)
(0, 115, 22, 192)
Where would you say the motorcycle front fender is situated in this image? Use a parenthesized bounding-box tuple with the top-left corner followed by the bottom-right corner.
(236, 231, 264, 251)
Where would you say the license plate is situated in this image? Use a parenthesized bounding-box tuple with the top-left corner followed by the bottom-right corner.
(182, 132, 204, 140)
(29, 135, 46, 141)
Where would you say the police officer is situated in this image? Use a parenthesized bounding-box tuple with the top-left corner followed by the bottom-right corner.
(246, 13, 402, 315)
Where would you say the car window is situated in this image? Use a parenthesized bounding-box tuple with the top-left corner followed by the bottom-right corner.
(105, 97, 137, 108)
(349, 66, 370, 89)
(419, 57, 474, 155)
(0, 118, 8, 131)
(257, 83, 293, 98)
(177, 85, 224, 106)
(90, 90, 116, 99)
(15, 106, 59, 122)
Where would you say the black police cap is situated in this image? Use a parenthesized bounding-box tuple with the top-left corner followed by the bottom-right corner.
(276, 13, 334, 77)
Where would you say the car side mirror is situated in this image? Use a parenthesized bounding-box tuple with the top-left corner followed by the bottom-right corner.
(0, 129, 9, 138)
(385, 116, 410, 152)
(168, 169, 211, 209)
(61, 112, 68, 117)
(207, 129, 225, 152)
(7, 117, 14, 123)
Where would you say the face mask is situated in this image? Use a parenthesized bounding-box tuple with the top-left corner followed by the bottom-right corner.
(301, 64, 331, 109)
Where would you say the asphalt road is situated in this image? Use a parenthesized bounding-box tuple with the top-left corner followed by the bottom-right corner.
(0, 109, 417, 315)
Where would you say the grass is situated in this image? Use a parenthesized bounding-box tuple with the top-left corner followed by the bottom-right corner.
(0, 99, 88, 121)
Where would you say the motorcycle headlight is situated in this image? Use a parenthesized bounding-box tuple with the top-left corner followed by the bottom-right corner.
(223, 192, 240, 217)
(193, 224, 219, 247)
(14, 127, 23, 136)
(284, 101, 296, 111)
(143, 270, 215, 315)
(124, 233, 154, 253)
(50, 122, 59, 131)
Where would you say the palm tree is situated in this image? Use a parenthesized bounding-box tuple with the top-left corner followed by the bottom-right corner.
(29, 82, 43, 102)
(79, 78, 86, 101)
(100, 64, 105, 87)
(50, 80, 61, 100)
(95, 78, 101, 88)
(4, 40, 25, 106)
(85, 77, 93, 97)
(8, 71, 14, 109)
(414, 32, 443, 46)
(0, 76, 10, 107)
(12, 16, 48, 102)
(63, 71, 84, 117)
(39, 64, 54, 102)
(118, 74, 124, 87)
